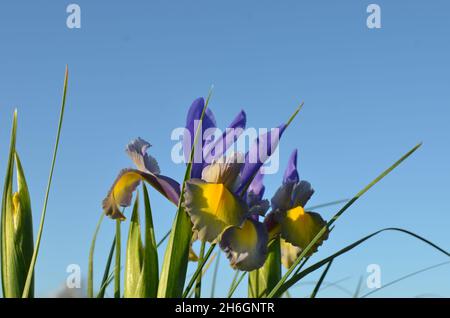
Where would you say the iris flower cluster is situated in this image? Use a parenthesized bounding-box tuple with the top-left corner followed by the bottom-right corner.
(103, 97, 328, 271)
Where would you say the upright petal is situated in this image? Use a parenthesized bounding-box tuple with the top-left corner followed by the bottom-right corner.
(220, 218, 268, 271)
(292, 181, 314, 208)
(247, 168, 265, 204)
(270, 182, 294, 211)
(204, 110, 247, 164)
(184, 179, 247, 242)
(237, 124, 286, 194)
(183, 97, 217, 178)
(283, 149, 299, 184)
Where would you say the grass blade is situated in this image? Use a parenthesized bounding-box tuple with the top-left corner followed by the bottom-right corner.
(210, 252, 220, 298)
(182, 243, 216, 298)
(22, 66, 69, 298)
(267, 143, 422, 298)
(96, 237, 116, 298)
(88, 213, 105, 298)
(272, 227, 449, 297)
(228, 271, 247, 298)
(310, 260, 333, 298)
(194, 241, 206, 298)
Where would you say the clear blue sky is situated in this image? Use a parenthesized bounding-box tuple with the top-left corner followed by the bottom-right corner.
(0, 1, 449, 297)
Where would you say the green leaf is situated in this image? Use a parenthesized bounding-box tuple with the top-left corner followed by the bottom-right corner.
(87, 213, 105, 298)
(22, 66, 69, 298)
(272, 227, 449, 297)
(124, 196, 143, 298)
(210, 252, 220, 298)
(135, 184, 159, 297)
(267, 143, 422, 298)
(310, 259, 333, 298)
(96, 236, 116, 298)
(248, 237, 281, 298)
(158, 90, 212, 298)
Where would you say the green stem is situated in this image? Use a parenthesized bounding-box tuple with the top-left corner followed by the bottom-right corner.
(114, 220, 121, 298)
(210, 252, 220, 298)
(227, 272, 246, 298)
(22, 67, 69, 298)
(182, 243, 215, 298)
(195, 241, 206, 298)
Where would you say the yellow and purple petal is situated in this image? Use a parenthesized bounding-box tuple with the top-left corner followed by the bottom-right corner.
(103, 168, 180, 220)
(184, 179, 247, 242)
(219, 218, 268, 271)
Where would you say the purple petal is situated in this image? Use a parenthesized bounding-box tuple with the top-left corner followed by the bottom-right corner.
(236, 123, 286, 194)
(204, 110, 247, 164)
(283, 149, 299, 184)
(183, 97, 217, 178)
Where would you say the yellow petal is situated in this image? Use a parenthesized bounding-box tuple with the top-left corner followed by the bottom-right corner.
(280, 206, 328, 256)
(184, 179, 247, 242)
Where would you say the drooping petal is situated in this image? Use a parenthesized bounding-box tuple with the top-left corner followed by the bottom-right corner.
(248, 199, 270, 217)
(292, 181, 314, 208)
(280, 238, 302, 269)
(237, 124, 286, 194)
(270, 182, 294, 211)
(103, 169, 180, 220)
(204, 110, 247, 164)
(280, 206, 328, 256)
(126, 137, 160, 174)
(183, 97, 217, 178)
(283, 149, 299, 184)
(184, 179, 247, 242)
(219, 218, 268, 271)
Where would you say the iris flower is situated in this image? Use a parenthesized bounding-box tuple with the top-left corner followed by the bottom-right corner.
(265, 149, 329, 268)
(103, 138, 180, 220)
(184, 99, 287, 271)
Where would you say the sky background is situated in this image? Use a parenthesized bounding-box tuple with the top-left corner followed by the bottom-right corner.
(0, 0, 449, 297)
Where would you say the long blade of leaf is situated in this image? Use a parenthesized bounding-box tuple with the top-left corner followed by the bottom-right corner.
(267, 143, 422, 298)
(210, 252, 220, 298)
(88, 213, 104, 298)
(96, 237, 116, 298)
(272, 227, 449, 297)
(310, 260, 333, 298)
(114, 219, 121, 298)
(22, 66, 69, 298)
(227, 271, 247, 298)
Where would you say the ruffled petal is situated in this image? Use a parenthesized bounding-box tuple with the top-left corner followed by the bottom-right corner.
(219, 218, 268, 271)
(280, 238, 302, 269)
(103, 169, 180, 220)
(201, 153, 243, 189)
(184, 179, 247, 242)
(280, 206, 328, 256)
(126, 137, 160, 174)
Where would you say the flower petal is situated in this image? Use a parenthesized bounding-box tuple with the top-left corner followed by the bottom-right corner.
(183, 97, 217, 178)
(280, 238, 302, 269)
(201, 153, 243, 189)
(283, 149, 299, 184)
(246, 168, 265, 205)
(237, 124, 286, 193)
(270, 182, 294, 211)
(292, 181, 314, 208)
(103, 169, 180, 220)
(219, 218, 268, 271)
(184, 179, 247, 242)
(280, 206, 328, 256)
(126, 137, 160, 174)
(204, 110, 247, 164)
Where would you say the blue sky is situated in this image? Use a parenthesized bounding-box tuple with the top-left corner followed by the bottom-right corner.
(0, 1, 449, 297)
